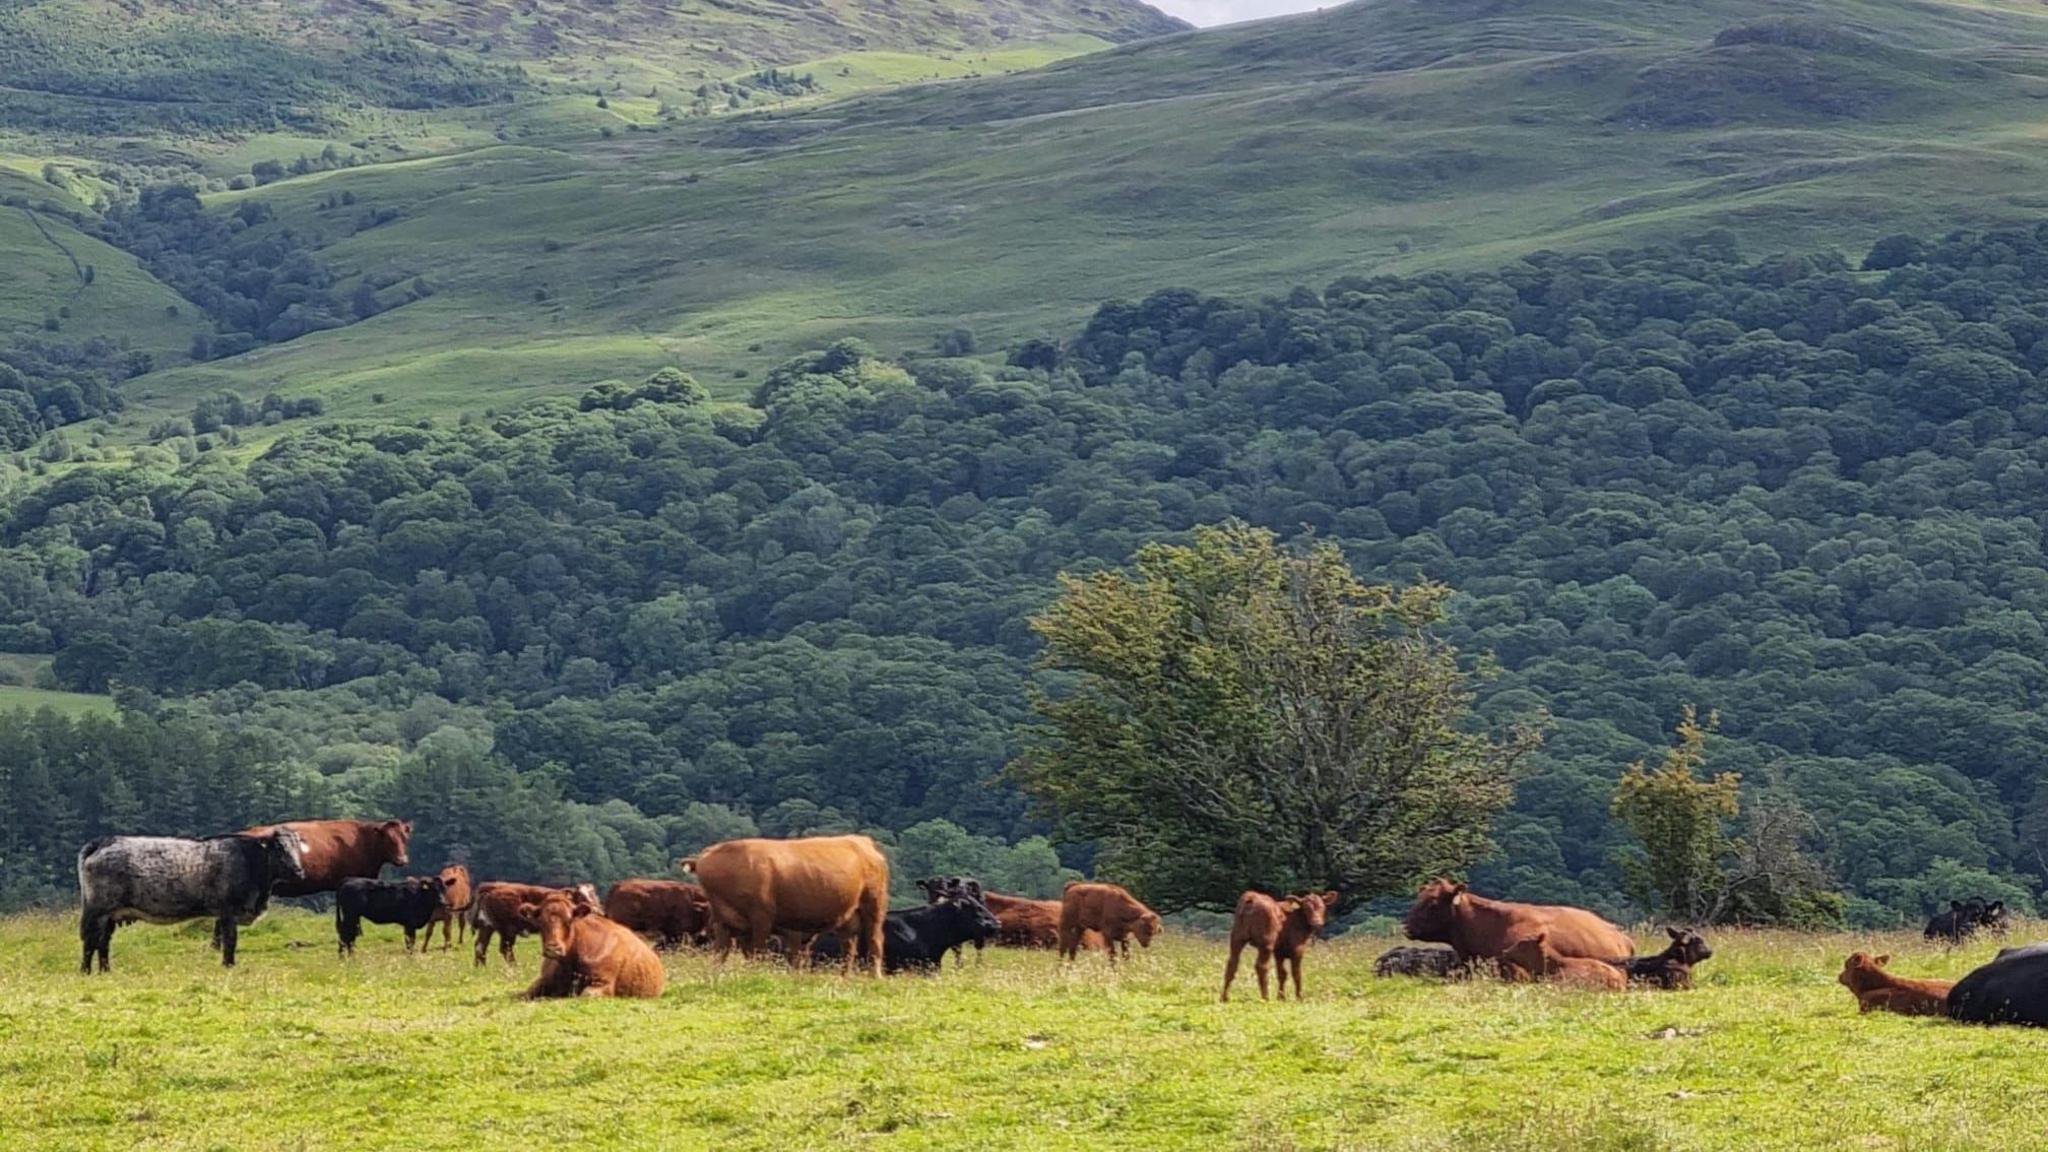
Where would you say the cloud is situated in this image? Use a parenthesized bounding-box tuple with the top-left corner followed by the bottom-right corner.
(1152, 0, 1332, 26)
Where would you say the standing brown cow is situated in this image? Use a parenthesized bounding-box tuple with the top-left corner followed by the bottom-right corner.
(1220, 890, 1340, 1002)
(1402, 879, 1633, 965)
(471, 881, 602, 966)
(1058, 881, 1162, 963)
(519, 890, 665, 999)
(604, 879, 712, 949)
(241, 819, 412, 897)
(422, 864, 473, 951)
(682, 835, 890, 977)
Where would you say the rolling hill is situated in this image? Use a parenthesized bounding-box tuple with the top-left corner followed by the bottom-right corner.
(73, 0, 2048, 434)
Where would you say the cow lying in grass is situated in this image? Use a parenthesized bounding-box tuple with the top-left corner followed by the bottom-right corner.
(519, 889, 665, 999)
(1373, 946, 1468, 979)
(1611, 927, 1713, 990)
(804, 893, 1004, 974)
(1950, 943, 2048, 1026)
(1501, 931, 1626, 990)
(1924, 899, 2008, 945)
(1403, 879, 1633, 967)
(1837, 952, 1952, 1017)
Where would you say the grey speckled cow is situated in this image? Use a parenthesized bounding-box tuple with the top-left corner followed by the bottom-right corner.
(77, 830, 307, 972)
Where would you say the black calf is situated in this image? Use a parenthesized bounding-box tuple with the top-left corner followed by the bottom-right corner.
(1612, 926, 1713, 990)
(335, 876, 447, 957)
(804, 895, 1004, 974)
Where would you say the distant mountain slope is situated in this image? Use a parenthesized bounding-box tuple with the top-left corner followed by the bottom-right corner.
(113, 0, 2048, 429)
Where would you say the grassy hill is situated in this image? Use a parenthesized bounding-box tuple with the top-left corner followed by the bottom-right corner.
(95, 0, 2048, 432)
(3, 911, 2045, 1150)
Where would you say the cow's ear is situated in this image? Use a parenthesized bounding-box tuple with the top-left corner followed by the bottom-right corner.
(1668, 926, 1684, 940)
(1321, 891, 1341, 908)
(1989, 901, 2005, 913)
(1951, 901, 1963, 912)
(1280, 898, 1301, 913)
(572, 902, 594, 919)
(1874, 954, 1890, 967)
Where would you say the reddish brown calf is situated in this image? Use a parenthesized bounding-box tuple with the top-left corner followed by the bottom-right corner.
(519, 890, 665, 999)
(1501, 931, 1626, 991)
(423, 864, 472, 952)
(1058, 882, 1162, 963)
(1838, 952, 1953, 1017)
(1220, 890, 1340, 1002)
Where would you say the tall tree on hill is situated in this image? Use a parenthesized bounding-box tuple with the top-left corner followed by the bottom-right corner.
(1012, 522, 1543, 910)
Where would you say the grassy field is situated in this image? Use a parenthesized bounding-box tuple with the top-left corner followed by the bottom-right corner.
(2, 909, 2043, 1150)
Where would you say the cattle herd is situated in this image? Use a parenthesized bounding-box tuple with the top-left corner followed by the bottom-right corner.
(66, 819, 2048, 1027)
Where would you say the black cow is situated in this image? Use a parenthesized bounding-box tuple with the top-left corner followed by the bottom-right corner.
(1610, 927, 1713, 990)
(806, 894, 1003, 974)
(1926, 899, 1992, 944)
(1373, 946, 1467, 978)
(1980, 900, 2013, 937)
(1949, 942, 2048, 1026)
(335, 876, 449, 957)
(917, 875, 985, 966)
(78, 830, 308, 972)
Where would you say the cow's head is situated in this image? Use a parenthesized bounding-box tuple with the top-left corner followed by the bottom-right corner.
(1979, 901, 2011, 932)
(265, 828, 308, 883)
(379, 820, 413, 868)
(1134, 910, 1163, 948)
(416, 875, 449, 906)
(917, 877, 947, 903)
(960, 896, 1003, 943)
(1286, 891, 1341, 935)
(1838, 952, 1888, 989)
(437, 864, 470, 897)
(521, 892, 591, 962)
(1403, 879, 1467, 943)
(1665, 926, 1713, 964)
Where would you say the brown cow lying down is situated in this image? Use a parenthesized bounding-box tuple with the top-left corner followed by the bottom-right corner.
(684, 835, 890, 976)
(604, 879, 712, 949)
(1404, 879, 1634, 963)
(1059, 882, 1162, 962)
(1221, 890, 1339, 1002)
(1838, 952, 1953, 1017)
(1501, 932, 1626, 991)
(471, 881, 602, 966)
(519, 890, 665, 1000)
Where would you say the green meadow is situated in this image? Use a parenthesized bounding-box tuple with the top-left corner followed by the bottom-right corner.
(2, 910, 2043, 1150)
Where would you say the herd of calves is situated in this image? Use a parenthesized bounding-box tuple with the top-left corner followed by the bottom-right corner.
(69, 820, 2048, 1026)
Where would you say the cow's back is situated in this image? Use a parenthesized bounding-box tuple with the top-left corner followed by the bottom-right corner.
(606, 879, 708, 940)
(1950, 944, 2048, 1025)
(693, 836, 887, 933)
(79, 836, 249, 922)
(247, 820, 393, 894)
(473, 881, 557, 930)
(1465, 900, 1631, 960)
(1061, 882, 1148, 934)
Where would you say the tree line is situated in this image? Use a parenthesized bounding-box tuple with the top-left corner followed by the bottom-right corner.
(5, 224, 2048, 920)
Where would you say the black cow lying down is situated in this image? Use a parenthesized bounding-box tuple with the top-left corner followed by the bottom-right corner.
(336, 876, 449, 956)
(78, 830, 308, 971)
(803, 894, 1003, 974)
(1374, 946, 1467, 978)
(1949, 943, 2048, 1027)
(1611, 927, 1714, 990)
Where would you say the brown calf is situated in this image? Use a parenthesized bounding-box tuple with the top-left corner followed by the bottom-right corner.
(1501, 931, 1627, 991)
(519, 890, 665, 999)
(1058, 882, 1162, 963)
(1838, 952, 1953, 1017)
(604, 879, 712, 949)
(1221, 890, 1340, 1002)
(423, 864, 472, 952)
(471, 881, 602, 966)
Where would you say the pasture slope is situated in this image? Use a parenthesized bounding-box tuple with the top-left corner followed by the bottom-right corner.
(111, 0, 2048, 427)
(1, 911, 2044, 1150)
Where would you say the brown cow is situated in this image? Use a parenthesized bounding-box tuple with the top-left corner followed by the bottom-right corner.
(1220, 890, 1339, 1002)
(1058, 882, 1162, 963)
(1838, 952, 1953, 1017)
(470, 881, 602, 966)
(1403, 879, 1634, 965)
(604, 879, 712, 949)
(518, 890, 665, 999)
(423, 864, 473, 952)
(977, 892, 1097, 951)
(682, 835, 890, 976)
(1502, 931, 1627, 991)
(241, 819, 412, 897)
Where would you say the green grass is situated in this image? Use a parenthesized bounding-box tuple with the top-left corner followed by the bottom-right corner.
(96, 0, 2048, 433)
(3, 909, 2045, 1149)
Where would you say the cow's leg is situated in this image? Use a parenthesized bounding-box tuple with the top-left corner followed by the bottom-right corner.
(80, 913, 109, 974)
(500, 930, 518, 966)
(404, 927, 418, 954)
(456, 914, 466, 946)
(1286, 955, 1304, 1001)
(581, 979, 616, 999)
(860, 894, 885, 979)
(217, 917, 239, 968)
(473, 924, 493, 967)
(1221, 937, 1246, 1002)
(1255, 947, 1273, 1000)
(96, 919, 114, 973)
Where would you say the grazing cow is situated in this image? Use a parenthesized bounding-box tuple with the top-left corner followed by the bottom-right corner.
(1837, 952, 1953, 1017)
(1221, 890, 1340, 1002)
(604, 879, 713, 949)
(804, 894, 1005, 974)
(422, 864, 473, 951)
(471, 881, 603, 966)
(1925, 899, 1989, 944)
(78, 830, 307, 972)
(241, 819, 412, 897)
(1501, 931, 1627, 991)
(1058, 881, 1162, 962)
(518, 889, 665, 999)
(1949, 943, 2048, 1026)
(335, 876, 448, 957)
(1373, 946, 1468, 979)
(682, 835, 890, 976)
(1611, 927, 1714, 990)
(1403, 879, 1634, 964)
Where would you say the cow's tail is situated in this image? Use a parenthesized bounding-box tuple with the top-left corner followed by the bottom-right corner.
(77, 837, 115, 864)
(76, 838, 113, 901)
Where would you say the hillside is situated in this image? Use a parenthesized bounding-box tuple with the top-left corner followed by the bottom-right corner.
(91, 0, 2048, 429)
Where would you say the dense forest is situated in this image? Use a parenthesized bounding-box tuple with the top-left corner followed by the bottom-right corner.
(6, 225, 2048, 923)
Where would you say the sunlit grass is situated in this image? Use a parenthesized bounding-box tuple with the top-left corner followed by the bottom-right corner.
(2, 910, 2043, 1150)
